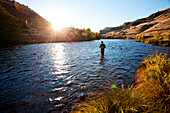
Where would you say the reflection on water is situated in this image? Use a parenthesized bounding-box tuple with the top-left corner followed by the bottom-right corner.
(0, 39, 169, 113)
(50, 44, 69, 75)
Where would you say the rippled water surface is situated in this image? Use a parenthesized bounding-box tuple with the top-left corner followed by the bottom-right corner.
(0, 40, 170, 113)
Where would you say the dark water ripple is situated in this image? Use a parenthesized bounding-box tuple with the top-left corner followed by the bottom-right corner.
(0, 39, 170, 113)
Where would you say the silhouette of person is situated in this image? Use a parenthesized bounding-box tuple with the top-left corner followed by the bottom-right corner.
(99, 41, 106, 58)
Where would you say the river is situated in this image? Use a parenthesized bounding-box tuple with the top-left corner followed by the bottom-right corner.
(0, 39, 169, 113)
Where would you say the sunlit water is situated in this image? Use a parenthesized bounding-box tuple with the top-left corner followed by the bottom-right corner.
(0, 39, 170, 113)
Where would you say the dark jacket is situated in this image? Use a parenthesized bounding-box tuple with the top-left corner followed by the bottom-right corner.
(100, 44, 106, 49)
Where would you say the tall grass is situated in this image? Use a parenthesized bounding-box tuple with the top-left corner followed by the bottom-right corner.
(72, 53, 170, 113)
(73, 85, 146, 113)
(135, 53, 170, 112)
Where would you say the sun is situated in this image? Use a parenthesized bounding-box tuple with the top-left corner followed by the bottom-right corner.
(52, 22, 65, 31)
(50, 12, 72, 31)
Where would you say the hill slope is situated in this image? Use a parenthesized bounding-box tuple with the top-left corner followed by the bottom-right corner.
(0, 1, 51, 30)
(100, 8, 170, 38)
(0, 4, 28, 46)
(0, 1, 52, 46)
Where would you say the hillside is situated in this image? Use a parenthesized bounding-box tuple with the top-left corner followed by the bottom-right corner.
(0, 0, 53, 46)
(0, 4, 28, 46)
(0, 1, 51, 30)
(100, 8, 170, 38)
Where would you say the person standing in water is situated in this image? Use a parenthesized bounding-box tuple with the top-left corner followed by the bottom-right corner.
(99, 41, 106, 57)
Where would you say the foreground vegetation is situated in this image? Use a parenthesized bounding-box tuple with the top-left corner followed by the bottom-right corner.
(72, 53, 170, 113)
(136, 32, 170, 46)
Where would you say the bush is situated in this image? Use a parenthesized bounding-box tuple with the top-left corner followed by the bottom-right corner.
(153, 32, 170, 40)
(154, 32, 162, 39)
(163, 42, 170, 47)
(144, 39, 159, 45)
(136, 34, 145, 41)
(163, 33, 170, 40)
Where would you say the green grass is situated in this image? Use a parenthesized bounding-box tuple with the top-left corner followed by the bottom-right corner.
(72, 53, 170, 113)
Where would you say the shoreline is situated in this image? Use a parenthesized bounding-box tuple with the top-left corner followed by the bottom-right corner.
(72, 53, 170, 112)
(1, 38, 170, 48)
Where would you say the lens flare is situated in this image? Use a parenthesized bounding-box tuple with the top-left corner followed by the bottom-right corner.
(112, 84, 117, 88)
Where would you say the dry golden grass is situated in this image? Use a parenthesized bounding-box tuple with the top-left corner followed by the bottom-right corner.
(72, 53, 170, 113)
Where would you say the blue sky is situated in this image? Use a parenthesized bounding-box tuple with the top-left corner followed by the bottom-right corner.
(16, 0, 170, 32)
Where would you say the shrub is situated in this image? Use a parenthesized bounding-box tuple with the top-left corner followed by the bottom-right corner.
(163, 33, 170, 40)
(163, 42, 169, 47)
(136, 34, 145, 41)
(154, 32, 162, 39)
(144, 39, 159, 45)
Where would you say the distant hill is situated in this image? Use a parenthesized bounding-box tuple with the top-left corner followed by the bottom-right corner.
(100, 8, 170, 38)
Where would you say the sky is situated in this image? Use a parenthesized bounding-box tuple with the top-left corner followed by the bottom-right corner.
(16, 0, 170, 32)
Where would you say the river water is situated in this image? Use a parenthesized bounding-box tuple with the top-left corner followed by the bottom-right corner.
(0, 39, 169, 113)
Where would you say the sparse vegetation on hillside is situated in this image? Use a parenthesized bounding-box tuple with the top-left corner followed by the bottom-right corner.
(101, 8, 170, 42)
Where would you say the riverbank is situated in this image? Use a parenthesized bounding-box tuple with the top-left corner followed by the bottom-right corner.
(0, 38, 100, 48)
(137, 39, 170, 47)
(136, 33, 170, 47)
(103, 32, 170, 47)
(72, 53, 170, 113)
(0, 32, 100, 47)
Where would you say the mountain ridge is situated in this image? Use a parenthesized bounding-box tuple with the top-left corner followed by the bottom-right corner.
(100, 8, 170, 38)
